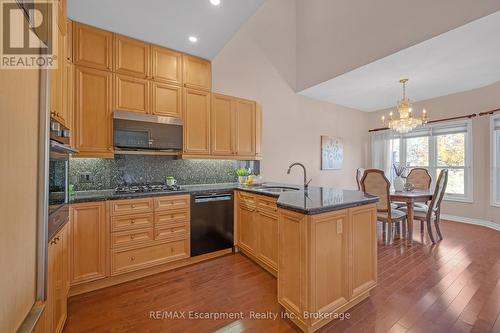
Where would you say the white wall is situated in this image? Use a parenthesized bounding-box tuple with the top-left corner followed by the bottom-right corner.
(295, 0, 500, 91)
(368, 81, 500, 225)
(212, 0, 369, 189)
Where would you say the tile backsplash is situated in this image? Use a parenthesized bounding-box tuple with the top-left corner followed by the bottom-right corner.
(69, 155, 260, 191)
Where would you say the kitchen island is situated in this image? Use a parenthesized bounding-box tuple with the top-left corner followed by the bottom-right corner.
(234, 187, 378, 333)
(70, 183, 378, 332)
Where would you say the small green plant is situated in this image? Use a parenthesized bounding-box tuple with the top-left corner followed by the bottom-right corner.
(235, 168, 250, 177)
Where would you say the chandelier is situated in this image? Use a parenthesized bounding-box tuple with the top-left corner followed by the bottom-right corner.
(382, 79, 428, 134)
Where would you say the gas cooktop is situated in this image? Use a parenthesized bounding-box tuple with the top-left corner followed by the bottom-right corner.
(114, 184, 183, 194)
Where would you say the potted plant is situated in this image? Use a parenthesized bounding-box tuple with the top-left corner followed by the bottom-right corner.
(236, 168, 250, 184)
(393, 164, 407, 192)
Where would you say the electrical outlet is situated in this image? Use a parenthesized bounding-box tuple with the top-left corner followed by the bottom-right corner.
(78, 172, 93, 183)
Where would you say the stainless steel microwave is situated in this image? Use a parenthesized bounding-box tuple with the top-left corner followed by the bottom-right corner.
(113, 111, 183, 152)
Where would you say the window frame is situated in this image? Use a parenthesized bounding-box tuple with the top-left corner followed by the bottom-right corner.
(389, 120, 473, 203)
(491, 114, 500, 207)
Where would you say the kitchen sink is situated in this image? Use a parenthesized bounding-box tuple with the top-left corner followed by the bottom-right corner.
(256, 186, 300, 193)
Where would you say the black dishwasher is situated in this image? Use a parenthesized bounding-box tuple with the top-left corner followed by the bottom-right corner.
(190, 192, 234, 256)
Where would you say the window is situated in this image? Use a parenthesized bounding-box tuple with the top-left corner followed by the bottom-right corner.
(373, 120, 473, 202)
(492, 115, 500, 207)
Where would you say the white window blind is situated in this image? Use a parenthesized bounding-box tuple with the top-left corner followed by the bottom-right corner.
(371, 119, 473, 202)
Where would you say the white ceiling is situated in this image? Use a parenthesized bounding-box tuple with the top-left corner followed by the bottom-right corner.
(299, 11, 500, 112)
(67, 0, 265, 60)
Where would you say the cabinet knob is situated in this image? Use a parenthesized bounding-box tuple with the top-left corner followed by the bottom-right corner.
(131, 220, 135, 224)
(130, 235, 135, 240)
(131, 204, 136, 208)
(130, 256, 135, 261)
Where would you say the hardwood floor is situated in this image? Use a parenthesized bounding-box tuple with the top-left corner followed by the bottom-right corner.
(64, 220, 500, 333)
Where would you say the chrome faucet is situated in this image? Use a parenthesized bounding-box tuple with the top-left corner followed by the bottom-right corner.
(287, 162, 312, 190)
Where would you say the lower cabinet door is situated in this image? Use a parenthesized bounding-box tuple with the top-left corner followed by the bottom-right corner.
(349, 205, 377, 299)
(46, 223, 69, 333)
(70, 202, 107, 284)
(111, 239, 189, 275)
(257, 210, 278, 270)
(237, 204, 258, 255)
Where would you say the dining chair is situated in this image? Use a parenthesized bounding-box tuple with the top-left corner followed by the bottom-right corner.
(361, 169, 407, 244)
(406, 168, 432, 209)
(400, 169, 448, 243)
(356, 168, 365, 190)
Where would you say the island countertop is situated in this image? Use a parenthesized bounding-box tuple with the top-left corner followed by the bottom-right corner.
(236, 186, 379, 215)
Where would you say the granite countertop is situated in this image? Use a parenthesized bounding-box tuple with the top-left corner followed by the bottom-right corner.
(71, 182, 378, 215)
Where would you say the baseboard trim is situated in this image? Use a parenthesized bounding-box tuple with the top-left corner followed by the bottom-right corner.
(441, 214, 500, 232)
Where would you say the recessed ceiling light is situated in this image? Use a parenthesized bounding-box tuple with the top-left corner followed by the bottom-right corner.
(210, 0, 221, 6)
(188, 36, 198, 43)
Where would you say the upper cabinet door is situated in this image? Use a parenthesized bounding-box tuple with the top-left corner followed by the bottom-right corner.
(65, 20, 72, 62)
(114, 74, 150, 114)
(183, 54, 211, 91)
(74, 66, 113, 157)
(151, 46, 182, 85)
(114, 35, 150, 78)
(73, 23, 113, 71)
(211, 94, 234, 156)
(235, 98, 256, 156)
(151, 82, 182, 118)
(183, 88, 211, 155)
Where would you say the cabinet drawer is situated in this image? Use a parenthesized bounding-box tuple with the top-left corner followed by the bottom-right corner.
(111, 239, 189, 275)
(111, 228, 154, 249)
(110, 198, 154, 216)
(155, 223, 188, 241)
(257, 196, 278, 213)
(154, 195, 189, 211)
(238, 191, 256, 207)
(111, 213, 154, 231)
(155, 210, 189, 227)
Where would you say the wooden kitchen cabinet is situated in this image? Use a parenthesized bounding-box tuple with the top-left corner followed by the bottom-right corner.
(50, 31, 64, 125)
(349, 205, 377, 299)
(73, 23, 113, 71)
(151, 82, 182, 118)
(277, 204, 377, 332)
(236, 191, 278, 275)
(65, 20, 72, 61)
(234, 98, 256, 157)
(151, 46, 182, 85)
(74, 66, 113, 157)
(211, 93, 234, 156)
(56, 0, 67, 35)
(114, 74, 150, 114)
(70, 202, 108, 285)
(237, 202, 258, 255)
(114, 35, 150, 78)
(256, 210, 278, 271)
(46, 223, 69, 333)
(183, 88, 211, 154)
(183, 54, 211, 91)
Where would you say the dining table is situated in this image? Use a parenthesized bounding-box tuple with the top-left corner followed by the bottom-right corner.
(390, 189, 434, 241)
